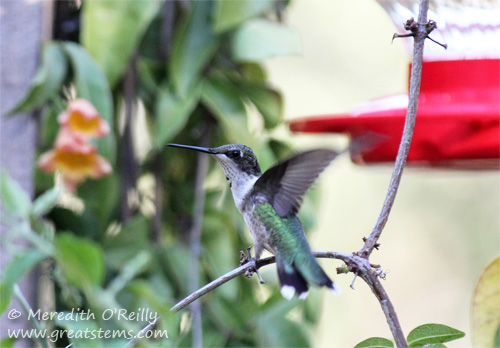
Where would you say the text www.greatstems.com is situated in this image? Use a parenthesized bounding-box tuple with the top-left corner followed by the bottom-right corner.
(8, 327, 169, 343)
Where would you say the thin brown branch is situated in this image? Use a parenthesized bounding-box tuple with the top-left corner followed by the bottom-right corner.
(170, 250, 406, 346)
(359, 0, 432, 258)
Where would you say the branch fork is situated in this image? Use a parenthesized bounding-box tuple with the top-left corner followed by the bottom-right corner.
(392, 17, 447, 49)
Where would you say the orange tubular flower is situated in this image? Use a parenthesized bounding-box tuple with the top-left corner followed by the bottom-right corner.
(38, 128, 112, 191)
(58, 99, 110, 137)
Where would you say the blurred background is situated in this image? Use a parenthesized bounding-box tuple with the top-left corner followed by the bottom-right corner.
(264, 1, 500, 347)
(1, 0, 498, 347)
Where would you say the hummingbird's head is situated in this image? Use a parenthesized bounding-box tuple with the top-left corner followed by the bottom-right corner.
(167, 143, 262, 180)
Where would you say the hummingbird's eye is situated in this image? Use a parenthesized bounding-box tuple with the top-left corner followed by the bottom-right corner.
(227, 150, 242, 159)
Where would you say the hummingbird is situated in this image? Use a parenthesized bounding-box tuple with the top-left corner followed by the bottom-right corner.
(168, 143, 341, 300)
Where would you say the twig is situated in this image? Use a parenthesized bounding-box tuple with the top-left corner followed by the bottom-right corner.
(359, 0, 432, 258)
(173, 252, 358, 310)
(171, 251, 406, 345)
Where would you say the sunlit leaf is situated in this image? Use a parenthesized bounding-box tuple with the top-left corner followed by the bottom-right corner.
(232, 19, 301, 62)
(55, 234, 105, 290)
(213, 0, 274, 33)
(407, 323, 465, 346)
(7, 42, 67, 116)
(170, 1, 219, 97)
(81, 0, 161, 88)
(0, 171, 31, 219)
(354, 337, 395, 348)
(0, 250, 48, 314)
(472, 256, 500, 348)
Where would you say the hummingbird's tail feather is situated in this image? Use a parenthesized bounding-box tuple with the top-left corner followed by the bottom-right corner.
(276, 257, 309, 300)
(294, 253, 341, 295)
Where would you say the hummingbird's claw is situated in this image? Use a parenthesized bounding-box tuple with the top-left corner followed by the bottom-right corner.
(239, 247, 266, 284)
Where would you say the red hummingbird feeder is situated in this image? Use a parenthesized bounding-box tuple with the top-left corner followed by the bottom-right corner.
(289, 58, 500, 169)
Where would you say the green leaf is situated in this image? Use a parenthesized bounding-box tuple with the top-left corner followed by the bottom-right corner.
(81, 0, 161, 88)
(213, 0, 274, 33)
(107, 251, 151, 296)
(207, 296, 249, 337)
(32, 187, 60, 217)
(153, 83, 202, 148)
(255, 300, 309, 347)
(0, 171, 31, 219)
(39, 101, 63, 146)
(76, 174, 119, 234)
(202, 213, 238, 299)
(472, 256, 500, 348)
(170, 1, 219, 97)
(63, 42, 115, 162)
(495, 324, 500, 348)
(238, 82, 282, 128)
(241, 63, 267, 83)
(103, 216, 150, 270)
(0, 250, 48, 314)
(0, 337, 16, 348)
(232, 19, 301, 62)
(55, 234, 105, 290)
(7, 42, 67, 116)
(56, 315, 102, 348)
(50, 207, 99, 240)
(407, 324, 465, 346)
(157, 243, 190, 294)
(201, 75, 253, 146)
(354, 337, 395, 348)
(63, 42, 113, 123)
(64, 42, 116, 159)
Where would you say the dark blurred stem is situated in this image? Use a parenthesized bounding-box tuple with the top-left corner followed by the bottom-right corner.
(121, 52, 139, 222)
(159, 0, 175, 61)
(188, 123, 212, 348)
(359, 0, 429, 258)
(151, 0, 176, 242)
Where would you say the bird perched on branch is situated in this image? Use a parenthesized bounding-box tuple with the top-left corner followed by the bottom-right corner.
(168, 143, 341, 300)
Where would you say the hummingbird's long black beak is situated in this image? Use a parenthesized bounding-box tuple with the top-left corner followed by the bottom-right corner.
(167, 143, 215, 154)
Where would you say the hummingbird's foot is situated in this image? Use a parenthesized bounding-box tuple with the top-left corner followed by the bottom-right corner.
(239, 247, 266, 284)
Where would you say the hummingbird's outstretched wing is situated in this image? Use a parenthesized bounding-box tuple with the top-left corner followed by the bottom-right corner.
(253, 150, 339, 217)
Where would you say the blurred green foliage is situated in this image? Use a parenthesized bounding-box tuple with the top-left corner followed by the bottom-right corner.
(1, 1, 322, 347)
